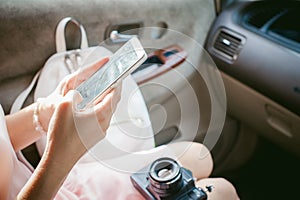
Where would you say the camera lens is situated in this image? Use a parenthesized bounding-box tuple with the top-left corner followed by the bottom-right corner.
(148, 157, 183, 198)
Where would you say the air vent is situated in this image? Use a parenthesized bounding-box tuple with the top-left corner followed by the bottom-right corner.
(213, 30, 244, 61)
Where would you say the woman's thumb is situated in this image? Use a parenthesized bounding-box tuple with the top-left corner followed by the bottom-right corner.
(64, 90, 83, 105)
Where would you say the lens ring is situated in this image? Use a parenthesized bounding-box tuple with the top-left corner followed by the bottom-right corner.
(149, 157, 179, 182)
(148, 158, 183, 198)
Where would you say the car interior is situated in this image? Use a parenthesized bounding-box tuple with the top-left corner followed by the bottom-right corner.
(0, 0, 299, 199)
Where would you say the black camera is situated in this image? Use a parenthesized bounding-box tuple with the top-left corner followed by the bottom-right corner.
(130, 157, 207, 200)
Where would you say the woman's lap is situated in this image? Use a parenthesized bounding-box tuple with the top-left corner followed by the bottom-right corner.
(58, 142, 239, 199)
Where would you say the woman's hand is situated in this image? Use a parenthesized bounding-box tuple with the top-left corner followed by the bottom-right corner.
(45, 85, 121, 162)
(43, 56, 122, 160)
(38, 57, 110, 133)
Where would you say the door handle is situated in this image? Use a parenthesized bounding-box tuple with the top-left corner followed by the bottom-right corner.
(110, 30, 137, 43)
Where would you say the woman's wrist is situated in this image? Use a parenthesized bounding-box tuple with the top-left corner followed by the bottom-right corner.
(33, 99, 47, 136)
(35, 98, 55, 135)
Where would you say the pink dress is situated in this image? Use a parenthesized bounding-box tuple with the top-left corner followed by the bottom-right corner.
(0, 105, 147, 199)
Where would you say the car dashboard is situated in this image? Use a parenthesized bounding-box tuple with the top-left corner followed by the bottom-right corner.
(205, 1, 300, 156)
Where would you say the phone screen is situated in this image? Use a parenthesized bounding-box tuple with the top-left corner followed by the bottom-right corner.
(76, 37, 146, 109)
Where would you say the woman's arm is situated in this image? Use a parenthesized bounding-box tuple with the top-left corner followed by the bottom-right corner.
(14, 57, 122, 199)
(17, 100, 82, 199)
(17, 86, 120, 199)
(6, 103, 46, 151)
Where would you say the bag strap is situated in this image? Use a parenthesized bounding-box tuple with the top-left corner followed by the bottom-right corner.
(56, 17, 89, 52)
(10, 70, 41, 114)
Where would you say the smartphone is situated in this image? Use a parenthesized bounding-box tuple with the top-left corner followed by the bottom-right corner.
(76, 37, 147, 109)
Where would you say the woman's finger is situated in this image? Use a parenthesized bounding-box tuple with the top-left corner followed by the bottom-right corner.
(92, 86, 121, 131)
(92, 83, 122, 107)
(62, 57, 109, 95)
(74, 57, 109, 86)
